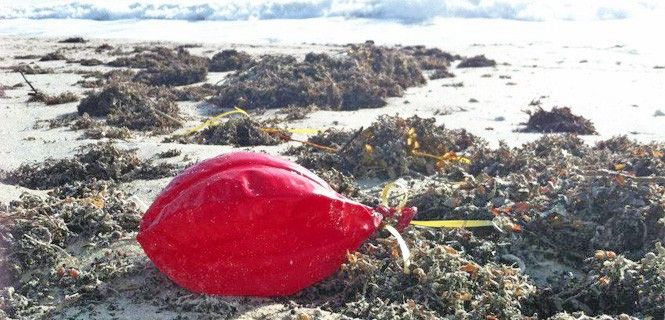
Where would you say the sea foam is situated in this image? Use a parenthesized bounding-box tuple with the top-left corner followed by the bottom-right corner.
(1, 0, 663, 23)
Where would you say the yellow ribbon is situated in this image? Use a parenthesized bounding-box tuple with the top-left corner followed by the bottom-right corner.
(185, 107, 249, 135)
(380, 179, 409, 210)
(184, 107, 322, 137)
(410, 220, 495, 228)
(379, 180, 494, 229)
(261, 128, 321, 135)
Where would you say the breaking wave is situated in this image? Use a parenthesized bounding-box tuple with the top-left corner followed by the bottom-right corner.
(1, 0, 663, 23)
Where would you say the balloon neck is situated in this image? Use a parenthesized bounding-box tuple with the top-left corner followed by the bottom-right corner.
(373, 204, 418, 232)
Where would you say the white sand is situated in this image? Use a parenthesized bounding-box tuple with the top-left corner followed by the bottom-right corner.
(0, 33, 663, 318)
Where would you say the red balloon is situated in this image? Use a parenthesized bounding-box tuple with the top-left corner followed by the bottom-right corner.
(137, 152, 382, 296)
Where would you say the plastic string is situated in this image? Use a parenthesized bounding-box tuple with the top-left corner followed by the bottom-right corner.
(185, 107, 249, 135)
(384, 224, 411, 274)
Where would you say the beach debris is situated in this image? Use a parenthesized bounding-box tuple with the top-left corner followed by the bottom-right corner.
(39, 51, 66, 61)
(77, 82, 182, 131)
(167, 117, 287, 147)
(69, 58, 104, 66)
(11, 64, 54, 74)
(2, 142, 177, 190)
(291, 115, 475, 178)
(209, 49, 255, 72)
(279, 105, 319, 120)
(17, 70, 39, 97)
(75, 69, 135, 88)
(429, 68, 455, 80)
(81, 125, 132, 140)
(134, 61, 207, 86)
(521, 107, 597, 134)
(398, 45, 461, 70)
(442, 81, 464, 87)
(137, 152, 386, 296)
(156, 148, 182, 158)
(297, 225, 535, 319)
(0, 181, 143, 319)
(58, 37, 87, 43)
(13, 54, 41, 60)
(457, 55, 497, 68)
(210, 42, 425, 110)
(654, 109, 664, 117)
(166, 83, 218, 101)
(27, 91, 79, 105)
(95, 43, 114, 53)
(16, 71, 77, 105)
(108, 47, 209, 86)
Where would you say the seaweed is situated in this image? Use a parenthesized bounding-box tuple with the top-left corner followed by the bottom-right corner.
(458, 55, 497, 68)
(75, 69, 135, 89)
(430, 68, 456, 80)
(134, 63, 207, 86)
(39, 51, 66, 61)
(209, 49, 255, 72)
(290, 115, 475, 178)
(210, 43, 425, 111)
(81, 126, 132, 140)
(168, 117, 286, 147)
(166, 84, 218, 102)
(59, 37, 87, 43)
(298, 228, 536, 319)
(521, 107, 597, 135)
(0, 181, 143, 319)
(3, 142, 177, 190)
(399, 45, 461, 70)
(13, 54, 41, 60)
(77, 82, 182, 132)
(11, 64, 54, 75)
(27, 91, 79, 105)
(108, 47, 209, 86)
(95, 43, 114, 53)
(156, 149, 182, 158)
(72, 58, 104, 66)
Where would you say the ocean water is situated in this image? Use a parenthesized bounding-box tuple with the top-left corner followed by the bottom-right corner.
(2, 0, 664, 22)
(1, 1, 663, 56)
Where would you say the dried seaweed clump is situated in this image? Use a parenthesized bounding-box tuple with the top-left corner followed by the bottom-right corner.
(58, 37, 87, 43)
(429, 68, 455, 80)
(3, 142, 176, 190)
(521, 107, 597, 135)
(211, 42, 425, 110)
(169, 117, 286, 147)
(538, 245, 664, 319)
(209, 49, 255, 72)
(81, 125, 132, 140)
(166, 84, 218, 101)
(71, 58, 104, 66)
(399, 45, 461, 70)
(0, 182, 143, 319)
(108, 47, 209, 86)
(594, 135, 665, 177)
(11, 64, 54, 74)
(77, 82, 182, 131)
(298, 229, 536, 319)
(39, 51, 66, 61)
(27, 91, 79, 105)
(292, 115, 476, 178)
(457, 55, 497, 68)
(75, 69, 136, 88)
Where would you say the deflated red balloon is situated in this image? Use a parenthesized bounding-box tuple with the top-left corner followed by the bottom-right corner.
(137, 152, 382, 296)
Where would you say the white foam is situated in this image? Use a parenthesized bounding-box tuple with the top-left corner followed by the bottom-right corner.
(1, 0, 664, 22)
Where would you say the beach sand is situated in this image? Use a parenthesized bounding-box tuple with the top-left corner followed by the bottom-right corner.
(0, 35, 663, 319)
